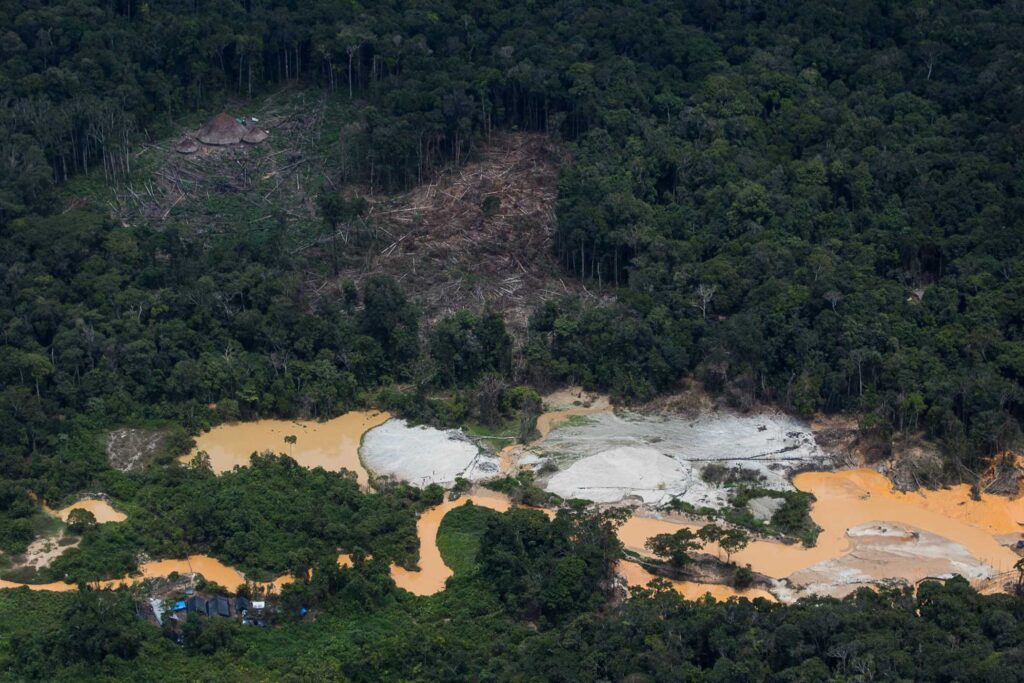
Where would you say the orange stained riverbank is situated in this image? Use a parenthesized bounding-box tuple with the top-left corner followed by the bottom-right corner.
(391, 492, 512, 595)
(534, 395, 611, 438)
(620, 469, 1024, 580)
(183, 411, 390, 485)
(616, 560, 775, 601)
(0, 555, 292, 593)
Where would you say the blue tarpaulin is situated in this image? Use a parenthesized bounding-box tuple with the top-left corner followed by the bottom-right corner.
(174, 601, 187, 611)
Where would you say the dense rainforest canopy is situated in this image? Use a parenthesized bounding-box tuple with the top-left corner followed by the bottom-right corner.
(1, 0, 1024, 679)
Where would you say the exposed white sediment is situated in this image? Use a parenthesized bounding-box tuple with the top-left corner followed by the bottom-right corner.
(536, 410, 830, 507)
(360, 419, 500, 487)
(785, 522, 994, 600)
(546, 447, 692, 504)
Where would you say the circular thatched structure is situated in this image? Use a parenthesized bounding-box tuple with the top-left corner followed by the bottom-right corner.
(242, 127, 269, 144)
(174, 136, 199, 154)
(197, 113, 247, 145)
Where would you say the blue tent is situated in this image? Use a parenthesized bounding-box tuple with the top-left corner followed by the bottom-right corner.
(173, 600, 187, 611)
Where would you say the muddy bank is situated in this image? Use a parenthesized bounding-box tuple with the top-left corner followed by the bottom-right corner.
(625, 552, 775, 594)
(786, 522, 991, 600)
(616, 560, 775, 601)
(47, 498, 127, 524)
(183, 411, 389, 485)
(500, 389, 610, 474)
(618, 468, 1024, 601)
(0, 554, 292, 594)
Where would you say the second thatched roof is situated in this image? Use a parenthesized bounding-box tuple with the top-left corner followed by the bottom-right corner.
(242, 127, 269, 144)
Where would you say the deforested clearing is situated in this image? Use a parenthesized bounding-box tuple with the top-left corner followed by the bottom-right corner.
(536, 410, 830, 507)
(360, 419, 500, 487)
(338, 132, 596, 333)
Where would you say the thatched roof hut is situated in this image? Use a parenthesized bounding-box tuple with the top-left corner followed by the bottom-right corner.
(242, 127, 269, 144)
(174, 136, 199, 154)
(197, 113, 247, 145)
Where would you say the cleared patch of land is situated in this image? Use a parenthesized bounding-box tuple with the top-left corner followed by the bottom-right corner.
(106, 427, 171, 472)
(361, 419, 499, 487)
(535, 410, 830, 507)
(338, 132, 595, 332)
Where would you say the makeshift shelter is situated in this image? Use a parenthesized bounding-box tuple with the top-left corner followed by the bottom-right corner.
(207, 596, 231, 617)
(242, 127, 269, 144)
(175, 136, 199, 154)
(197, 113, 247, 145)
(186, 596, 207, 614)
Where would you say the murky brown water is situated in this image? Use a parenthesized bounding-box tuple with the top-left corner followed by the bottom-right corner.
(390, 492, 512, 595)
(616, 560, 775, 601)
(182, 411, 390, 485)
(0, 554, 291, 593)
(620, 468, 1024, 584)
(48, 499, 127, 524)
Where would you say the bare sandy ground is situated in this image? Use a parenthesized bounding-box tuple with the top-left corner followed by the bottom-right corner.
(786, 522, 993, 599)
(537, 410, 830, 506)
(361, 419, 500, 487)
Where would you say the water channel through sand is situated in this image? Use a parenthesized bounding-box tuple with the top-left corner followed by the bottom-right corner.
(499, 394, 612, 473)
(7, 402, 1024, 602)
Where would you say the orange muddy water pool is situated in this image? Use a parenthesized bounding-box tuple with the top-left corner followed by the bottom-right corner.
(616, 560, 775, 601)
(390, 492, 513, 595)
(620, 469, 1024, 581)
(182, 411, 390, 485)
(47, 498, 127, 524)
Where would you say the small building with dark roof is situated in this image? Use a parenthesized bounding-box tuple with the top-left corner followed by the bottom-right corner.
(207, 596, 231, 618)
(186, 596, 207, 614)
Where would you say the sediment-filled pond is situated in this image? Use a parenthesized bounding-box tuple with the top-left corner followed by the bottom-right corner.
(47, 498, 127, 524)
(183, 411, 390, 485)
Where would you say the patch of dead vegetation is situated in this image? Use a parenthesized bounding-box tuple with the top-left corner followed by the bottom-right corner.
(333, 132, 596, 334)
(107, 427, 171, 472)
(882, 436, 947, 492)
(3, 531, 80, 581)
(631, 382, 715, 418)
(979, 451, 1024, 497)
